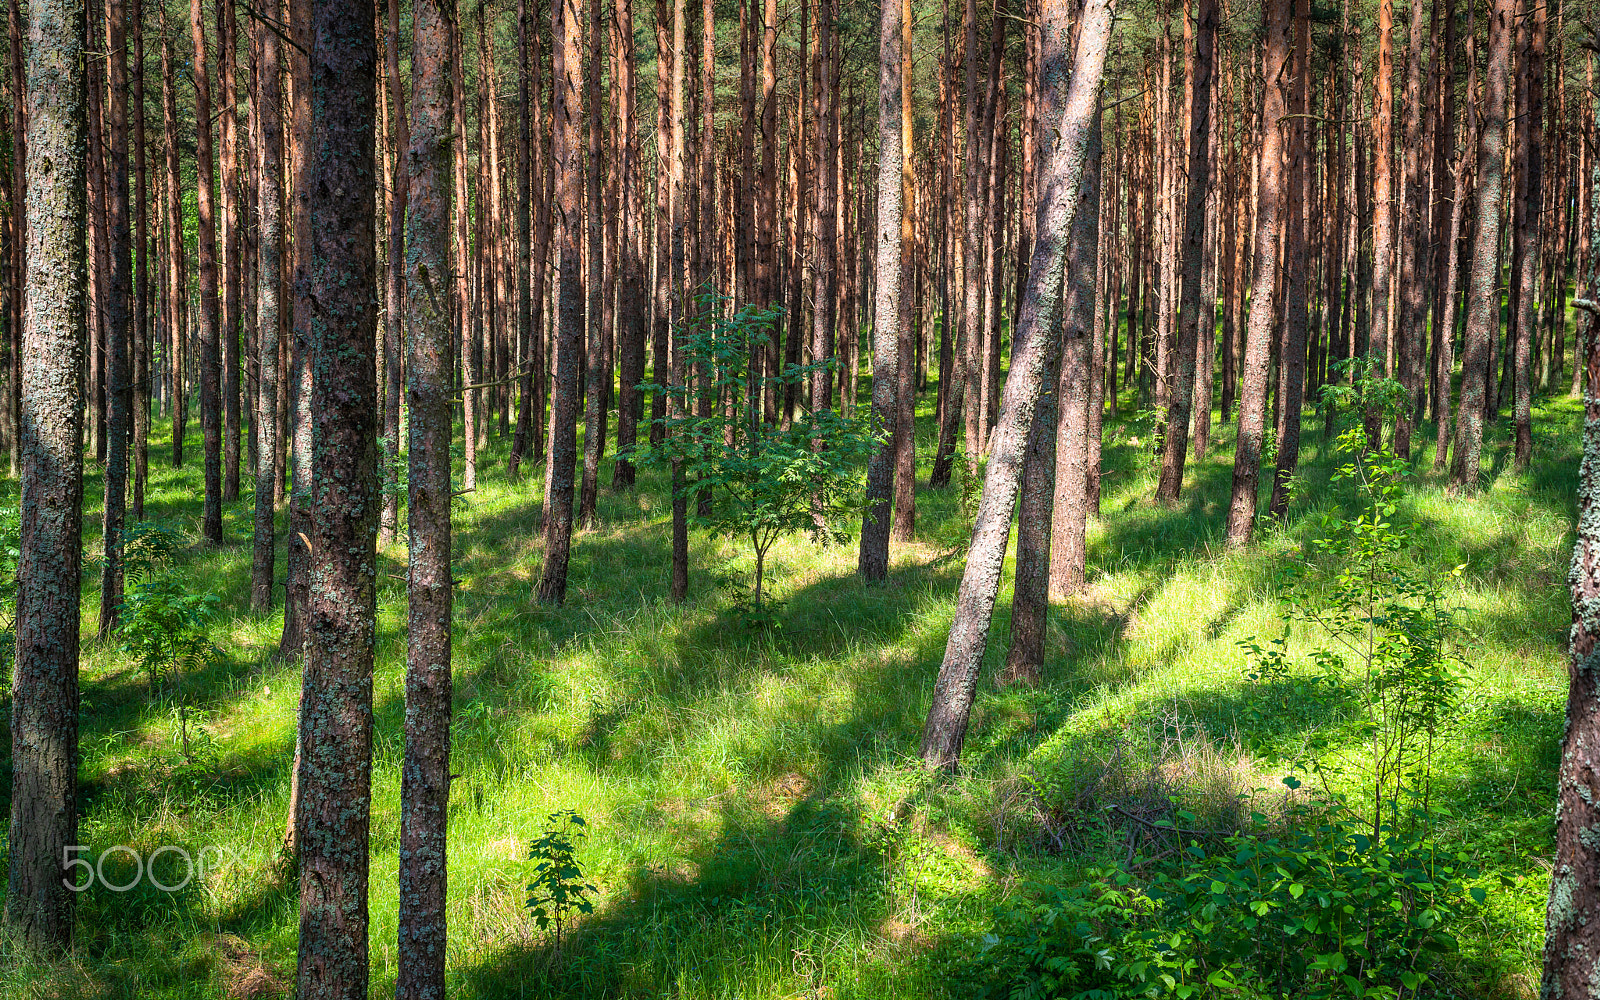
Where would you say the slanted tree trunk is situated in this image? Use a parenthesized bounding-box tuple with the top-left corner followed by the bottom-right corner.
(1009, 84, 1103, 684)
(191, 0, 223, 542)
(5, 0, 86, 949)
(395, 0, 453, 988)
(293, 0, 378, 992)
(920, 0, 1116, 771)
(1155, 0, 1215, 503)
(1224, 0, 1290, 546)
(859, 0, 904, 582)
(1452, 0, 1513, 492)
(538, 0, 584, 604)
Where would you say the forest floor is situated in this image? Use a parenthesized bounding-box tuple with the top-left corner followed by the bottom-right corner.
(0, 382, 1573, 999)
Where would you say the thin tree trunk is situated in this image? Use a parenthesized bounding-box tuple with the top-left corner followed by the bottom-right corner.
(98, 0, 132, 637)
(251, 0, 284, 612)
(1452, 0, 1513, 491)
(539, 0, 584, 604)
(859, 0, 904, 582)
(1155, 0, 1215, 502)
(1513, 0, 1544, 469)
(192, 0, 223, 541)
(379, 0, 407, 543)
(578, 0, 605, 528)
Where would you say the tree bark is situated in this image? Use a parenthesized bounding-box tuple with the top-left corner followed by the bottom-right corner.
(1155, 0, 1215, 503)
(5, 0, 85, 949)
(920, 0, 1115, 771)
(1451, 0, 1513, 492)
(1224, 0, 1290, 547)
(578, 0, 605, 529)
(98, 0, 132, 637)
(379, 0, 407, 543)
(251, 0, 284, 612)
(1512, 0, 1544, 470)
(1542, 98, 1600, 995)
(538, 0, 584, 604)
(293, 0, 378, 992)
(1044, 103, 1102, 605)
(395, 0, 454, 988)
(192, 0, 223, 542)
(859, 0, 903, 582)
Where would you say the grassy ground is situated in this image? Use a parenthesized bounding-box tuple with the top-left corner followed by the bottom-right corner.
(0, 379, 1572, 999)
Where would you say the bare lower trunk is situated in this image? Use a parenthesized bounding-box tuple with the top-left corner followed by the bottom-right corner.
(396, 0, 454, 989)
(293, 0, 378, 994)
(1224, 0, 1290, 546)
(5, 0, 85, 948)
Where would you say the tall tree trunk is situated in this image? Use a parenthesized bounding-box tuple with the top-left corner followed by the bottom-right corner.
(920, 0, 1115, 771)
(578, 0, 605, 528)
(98, 0, 132, 637)
(192, 0, 223, 541)
(1392, 0, 1429, 458)
(131, 0, 148, 520)
(1155, 0, 1215, 502)
(5, 0, 85, 948)
(251, 0, 283, 613)
(1369, 0, 1395, 379)
(379, 0, 406, 543)
(395, 0, 453, 988)
(892, 0, 917, 541)
(859, 0, 904, 582)
(277, 0, 314, 664)
(1542, 98, 1600, 993)
(293, 0, 377, 992)
(811, 0, 836, 424)
(539, 0, 584, 604)
(160, 0, 185, 470)
(1224, 0, 1290, 546)
(1512, 0, 1544, 470)
(1267, 0, 1310, 521)
(612, 0, 643, 488)
(220, 0, 241, 501)
(1452, 0, 1513, 491)
(668, 0, 689, 602)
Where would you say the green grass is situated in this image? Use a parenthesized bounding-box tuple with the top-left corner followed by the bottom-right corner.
(0, 379, 1572, 999)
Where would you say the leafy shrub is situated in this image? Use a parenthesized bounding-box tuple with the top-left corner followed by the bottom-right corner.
(973, 801, 1481, 999)
(971, 869, 1184, 1000)
(642, 292, 874, 609)
(1146, 799, 1480, 998)
(526, 810, 598, 962)
(117, 575, 219, 694)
